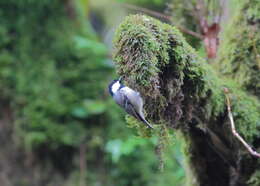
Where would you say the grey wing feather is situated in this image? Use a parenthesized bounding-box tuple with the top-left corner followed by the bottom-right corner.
(119, 88, 143, 112)
(113, 90, 141, 118)
(118, 88, 153, 129)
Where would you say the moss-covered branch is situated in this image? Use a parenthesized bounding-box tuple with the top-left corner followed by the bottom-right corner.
(113, 14, 260, 185)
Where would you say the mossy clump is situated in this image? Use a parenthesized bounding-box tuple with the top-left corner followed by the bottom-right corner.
(113, 14, 260, 138)
(114, 15, 205, 128)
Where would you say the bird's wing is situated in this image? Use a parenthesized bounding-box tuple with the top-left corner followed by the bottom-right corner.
(124, 97, 153, 128)
(123, 96, 140, 119)
(119, 88, 153, 128)
(119, 88, 143, 112)
(113, 90, 140, 116)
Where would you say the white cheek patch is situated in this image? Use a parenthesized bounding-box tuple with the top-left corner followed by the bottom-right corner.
(112, 81, 120, 94)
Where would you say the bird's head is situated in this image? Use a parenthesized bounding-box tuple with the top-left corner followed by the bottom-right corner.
(108, 77, 124, 96)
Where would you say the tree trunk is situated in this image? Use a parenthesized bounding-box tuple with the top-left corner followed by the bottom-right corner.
(113, 12, 260, 185)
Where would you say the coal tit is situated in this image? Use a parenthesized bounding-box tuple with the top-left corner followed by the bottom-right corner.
(108, 77, 153, 129)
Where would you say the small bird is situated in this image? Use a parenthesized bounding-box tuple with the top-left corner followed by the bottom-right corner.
(108, 77, 153, 129)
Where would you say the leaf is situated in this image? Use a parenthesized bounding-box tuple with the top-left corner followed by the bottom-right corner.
(105, 139, 123, 162)
(71, 107, 88, 118)
(25, 132, 47, 149)
(83, 99, 106, 115)
(74, 36, 107, 55)
(105, 137, 149, 163)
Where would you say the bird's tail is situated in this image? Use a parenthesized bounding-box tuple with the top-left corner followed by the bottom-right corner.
(142, 119, 154, 129)
(136, 113, 153, 129)
(128, 104, 154, 129)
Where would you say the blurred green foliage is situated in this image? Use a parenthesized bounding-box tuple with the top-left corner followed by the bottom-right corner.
(0, 0, 185, 185)
(116, 0, 170, 11)
(217, 0, 260, 98)
(105, 134, 185, 186)
(117, 0, 165, 6)
(0, 0, 113, 148)
(168, 0, 203, 49)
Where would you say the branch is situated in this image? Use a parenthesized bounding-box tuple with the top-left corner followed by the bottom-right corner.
(121, 3, 203, 39)
(223, 88, 260, 158)
(122, 3, 172, 21)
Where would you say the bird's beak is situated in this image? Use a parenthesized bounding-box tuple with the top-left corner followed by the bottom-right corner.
(118, 76, 123, 82)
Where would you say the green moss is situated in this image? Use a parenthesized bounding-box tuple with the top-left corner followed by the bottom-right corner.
(114, 15, 206, 128)
(248, 170, 260, 186)
(113, 14, 260, 138)
(224, 81, 260, 142)
(114, 15, 169, 88)
(217, 0, 260, 98)
(202, 66, 260, 142)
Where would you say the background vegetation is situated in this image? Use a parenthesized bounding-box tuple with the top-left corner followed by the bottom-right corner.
(0, 0, 258, 186)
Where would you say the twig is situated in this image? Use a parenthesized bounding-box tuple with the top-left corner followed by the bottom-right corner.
(178, 27, 203, 40)
(122, 3, 172, 21)
(223, 88, 260, 158)
(121, 3, 203, 39)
